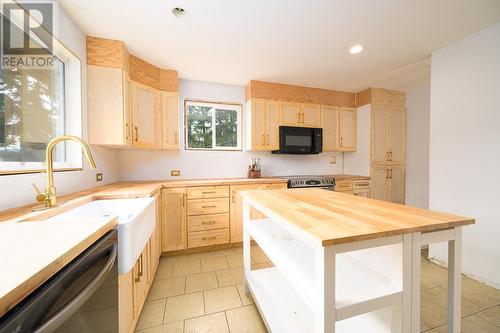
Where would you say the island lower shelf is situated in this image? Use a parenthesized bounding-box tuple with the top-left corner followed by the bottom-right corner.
(246, 267, 396, 333)
(247, 218, 403, 325)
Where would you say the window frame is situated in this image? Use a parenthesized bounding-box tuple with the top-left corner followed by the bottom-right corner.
(184, 99, 243, 151)
(0, 3, 83, 175)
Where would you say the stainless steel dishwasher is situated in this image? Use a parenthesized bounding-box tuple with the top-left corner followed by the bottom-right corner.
(0, 229, 118, 333)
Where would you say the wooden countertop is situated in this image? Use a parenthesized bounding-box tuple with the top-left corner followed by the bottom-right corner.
(331, 174, 371, 181)
(240, 188, 474, 247)
(0, 216, 117, 317)
(0, 177, 287, 223)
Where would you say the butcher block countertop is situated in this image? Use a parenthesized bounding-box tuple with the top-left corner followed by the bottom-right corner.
(0, 177, 288, 223)
(0, 216, 117, 317)
(240, 188, 474, 247)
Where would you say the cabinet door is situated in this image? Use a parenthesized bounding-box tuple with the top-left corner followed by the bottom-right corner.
(372, 106, 388, 165)
(321, 105, 339, 152)
(266, 101, 280, 150)
(280, 102, 301, 126)
(88, 66, 130, 146)
(161, 91, 179, 150)
(389, 166, 405, 204)
(388, 108, 405, 165)
(339, 107, 356, 151)
(301, 104, 321, 127)
(371, 166, 389, 201)
(161, 188, 187, 252)
(132, 248, 149, 319)
(131, 81, 161, 149)
(230, 184, 263, 243)
(251, 99, 266, 150)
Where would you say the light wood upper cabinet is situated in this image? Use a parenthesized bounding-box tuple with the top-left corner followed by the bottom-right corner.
(88, 65, 132, 146)
(131, 81, 161, 149)
(372, 106, 388, 165)
(249, 99, 266, 150)
(339, 107, 356, 151)
(280, 102, 301, 126)
(266, 101, 280, 150)
(161, 91, 180, 150)
(246, 99, 280, 151)
(371, 89, 406, 166)
(280, 102, 321, 127)
(388, 108, 405, 165)
(161, 188, 187, 252)
(301, 104, 321, 127)
(321, 105, 339, 152)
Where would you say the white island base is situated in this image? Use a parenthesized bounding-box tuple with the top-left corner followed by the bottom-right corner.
(241, 191, 467, 333)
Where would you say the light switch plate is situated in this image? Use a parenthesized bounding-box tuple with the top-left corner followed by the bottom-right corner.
(171, 170, 181, 176)
(96, 173, 103, 181)
(328, 156, 336, 164)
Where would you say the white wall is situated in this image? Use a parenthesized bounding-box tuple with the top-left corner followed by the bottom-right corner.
(429, 23, 500, 287)
(117, 80, 344, 180)
(344, 104, 371, 177)
(0, 5, 117, 211)
(405, 84, 430, 208)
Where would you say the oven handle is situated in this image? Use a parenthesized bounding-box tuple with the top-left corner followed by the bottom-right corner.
(34, 243, 117, 333)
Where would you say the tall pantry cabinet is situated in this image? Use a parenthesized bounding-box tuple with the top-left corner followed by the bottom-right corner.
(359, 88, 406, 204)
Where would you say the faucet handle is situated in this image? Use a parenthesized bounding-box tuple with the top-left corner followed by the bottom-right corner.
(32, 183, 49, 203)
(32, 183, 42, 195)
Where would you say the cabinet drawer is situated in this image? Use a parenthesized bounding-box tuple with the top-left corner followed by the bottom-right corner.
(265, 183, 288, 190)
(187, 186, 229, 199)
(335, 181, 353, 192)
(188, 213, 229, 232)
(188, 229, 229, 248)
(187, 198, 229, 215)
(353, 180, 371, 190)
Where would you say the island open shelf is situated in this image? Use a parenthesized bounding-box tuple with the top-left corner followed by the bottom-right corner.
(247, 217, 403, 319)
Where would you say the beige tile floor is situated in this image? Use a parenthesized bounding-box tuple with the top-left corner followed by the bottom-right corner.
(136, 246, 500, 333)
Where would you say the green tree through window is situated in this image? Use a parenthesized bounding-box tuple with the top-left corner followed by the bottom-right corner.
(185, 101, 241, 150)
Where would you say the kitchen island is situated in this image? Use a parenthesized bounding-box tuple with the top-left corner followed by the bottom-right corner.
(240, 188, 474, 333)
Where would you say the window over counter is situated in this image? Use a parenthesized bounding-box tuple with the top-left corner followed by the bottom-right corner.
(0, 2, 82, 174)
(185, 100, 242, 150)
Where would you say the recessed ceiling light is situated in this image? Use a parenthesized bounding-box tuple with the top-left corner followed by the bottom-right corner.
(349, 44, 364, 54)
(172, 7, 190, 20)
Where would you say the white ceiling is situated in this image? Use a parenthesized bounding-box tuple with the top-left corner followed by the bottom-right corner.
(60, 0, 500, 92)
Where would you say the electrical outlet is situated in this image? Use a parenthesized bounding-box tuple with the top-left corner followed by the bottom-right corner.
(328, 156, 336, 164)
(96, 173, 103, 182)
(171, 170, 181, 176)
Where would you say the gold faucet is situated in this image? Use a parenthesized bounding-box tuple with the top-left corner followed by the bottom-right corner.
(32, 135, 97, 209)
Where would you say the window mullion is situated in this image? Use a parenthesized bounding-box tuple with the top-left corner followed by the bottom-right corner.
(212, 107, 217, 149)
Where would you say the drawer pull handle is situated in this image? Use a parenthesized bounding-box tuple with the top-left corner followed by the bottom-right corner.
(202, 236, 216, 241)
(202, 205, 216, 208)
(202, 221, 216, 225)
(202, 191, 217, 194)
(355, 183, 369, 187)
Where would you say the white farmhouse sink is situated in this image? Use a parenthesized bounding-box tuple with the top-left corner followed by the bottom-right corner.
(50, 198, 155, 274)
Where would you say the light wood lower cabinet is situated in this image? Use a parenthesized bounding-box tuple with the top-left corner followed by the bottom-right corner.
(229, 184, 263, 243)
(160, 182, 288, 250)
(161, 188, 187, 252)
(371, 166, 405, 204)
(229, 183, 287, 243)
(335, 179, 372, 199)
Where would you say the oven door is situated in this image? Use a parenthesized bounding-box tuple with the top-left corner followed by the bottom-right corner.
(278, 126, 317, 154)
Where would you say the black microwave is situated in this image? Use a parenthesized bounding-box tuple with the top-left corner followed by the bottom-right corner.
(272, 126, 322, 154)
